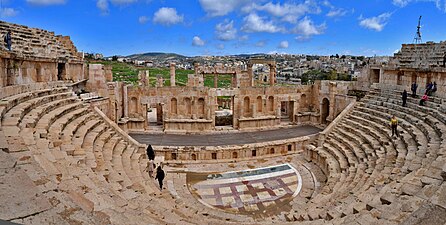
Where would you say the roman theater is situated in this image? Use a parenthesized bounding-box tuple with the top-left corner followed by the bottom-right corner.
(1, 21, 446, 224)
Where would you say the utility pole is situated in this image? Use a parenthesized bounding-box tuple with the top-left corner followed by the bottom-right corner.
(413, 16, 422, 44)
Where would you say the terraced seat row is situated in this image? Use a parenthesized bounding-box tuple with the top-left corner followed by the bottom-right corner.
(296, 89, 446, 224)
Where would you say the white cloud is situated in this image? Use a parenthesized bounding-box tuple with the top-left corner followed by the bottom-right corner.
(239, 35, 249, 41)
(292, 17, 326, 40)
(241, 13, 282, 33)
(278, 41, 289, 49)
(139, 16, 148, 24)
(215, 20, 237, 41)
(110, 0, 137, 4)
(199, 0, 250, 17)
(0, 8, 18, 18)
(392, 0, 446, 11)
(216, 43, 225, 50)
(153, 7, 183, 26)
(359, 12, 392, 32)
(392, 0, 410, 7)
(326, 8, 348, 17)
(26, 0, 65, 5)
(97, 0, 109, 15)
(243, 1, 320, 23)
(255, 40, 267, 47)
(192, 36, 205, 46)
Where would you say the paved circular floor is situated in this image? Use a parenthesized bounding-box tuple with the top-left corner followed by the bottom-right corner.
(130, 125, 321, 146)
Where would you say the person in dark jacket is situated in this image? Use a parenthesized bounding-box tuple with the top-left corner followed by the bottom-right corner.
(146, 144, 155, 160)
(411, 81, 418, 97)
(4, 31, 11, 51)
(155, 166, 165, 190)
(402, 90, 408, 107)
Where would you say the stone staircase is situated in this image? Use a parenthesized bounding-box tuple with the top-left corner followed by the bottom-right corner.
(0, 21, 81, 60)
(0, 83, 234, 224)
(296, 89, 446, 224)
(1, 83, 445, 224)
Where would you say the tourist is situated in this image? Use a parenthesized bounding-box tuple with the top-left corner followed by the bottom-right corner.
(146, 144, 155, 160)
(402, 90, 408, 107)
(144, 160, 155, 178)
(411, 81, 418, 97)
(155, 166, 165, 190)
(390, 115, 398, 137)
(432, 82, 437, 95)
(420, 93, 428, 106)
(426, 82, 433, 96)
(4, 31, 11, 51)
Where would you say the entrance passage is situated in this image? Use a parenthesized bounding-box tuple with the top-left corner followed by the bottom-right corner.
(57, 63, 66, 81)
(321, 98, 329, 124)
(215, 96, 233, 127)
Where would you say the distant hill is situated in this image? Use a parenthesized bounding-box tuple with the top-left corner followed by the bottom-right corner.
(126, 52, 188, 61)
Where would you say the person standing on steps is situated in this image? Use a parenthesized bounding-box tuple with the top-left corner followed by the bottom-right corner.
(411, 81, 418, 98)
(144, 160, 155, 178)
(402, 90, 408, 107)
(4, 31, 12, 51)
(146, 144, 155, 160)
(155, 166, 165, 190)
(390, 115, 398, 137)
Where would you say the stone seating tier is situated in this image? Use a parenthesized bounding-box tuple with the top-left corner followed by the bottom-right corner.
(1, 83, 446, 224)
(0, 21, 81, 60)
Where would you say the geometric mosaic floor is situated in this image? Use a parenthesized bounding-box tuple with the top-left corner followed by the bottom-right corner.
(187, 164, 302, 218)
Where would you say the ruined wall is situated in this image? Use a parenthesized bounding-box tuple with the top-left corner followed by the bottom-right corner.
(86, 64, 112, 96)
(102, 80, 353, 132)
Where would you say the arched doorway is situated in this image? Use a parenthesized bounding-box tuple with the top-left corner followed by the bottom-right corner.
(321, 98, 329, 124)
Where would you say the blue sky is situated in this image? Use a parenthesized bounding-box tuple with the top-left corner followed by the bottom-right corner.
(1, 0, 445, 57)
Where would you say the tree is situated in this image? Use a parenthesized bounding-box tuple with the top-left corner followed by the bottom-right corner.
(112, 55, 118, 61)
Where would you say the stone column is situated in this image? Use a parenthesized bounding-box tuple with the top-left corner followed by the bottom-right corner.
(123, 85, 129, 118)
(247, 64, 253, 87)
(107, 82, 117, 122)
(145, 70, 150, 87)
(269, 64, 276, 86)
(170, 63, 176, 87)
(194, 63, 199, 76)
(156, 75, 164, 87)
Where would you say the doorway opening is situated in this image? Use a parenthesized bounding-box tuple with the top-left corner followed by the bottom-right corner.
(321, 98, 330, 124)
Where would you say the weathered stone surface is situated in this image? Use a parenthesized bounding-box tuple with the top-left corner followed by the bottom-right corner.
(401, 203, 446, 225)
(0, 165, 51, 220)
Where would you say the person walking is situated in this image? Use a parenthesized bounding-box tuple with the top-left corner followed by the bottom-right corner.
(144, 160, 155, 178)
(146, 144, 155, 160)
(390, 115, 398, 137)
(155, 166, 165, 190)
(4, 31, 12, 51)
(411, 81, 418, 97)
(402, 90, 408, 107)
(426, 82, 433, 96)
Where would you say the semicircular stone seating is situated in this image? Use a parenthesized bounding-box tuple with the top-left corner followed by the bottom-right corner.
(0, 83, 258, 225)
(297, 88, 446, 224)
(1, 83, 445, 225)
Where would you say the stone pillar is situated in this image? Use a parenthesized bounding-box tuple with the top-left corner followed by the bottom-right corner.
(247, 64, 253, 87)
(170, 63, 176, 87)
(214, 74, 218, 88)
(107, 82, 117, 122)
(144, 104, 148, 130)
(145, 70, 150, 86)
(156, 75, 164, 87)
(194, 63, 199, 75)
(269, 64, 276, 86)
(123, 85, 129, 118)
